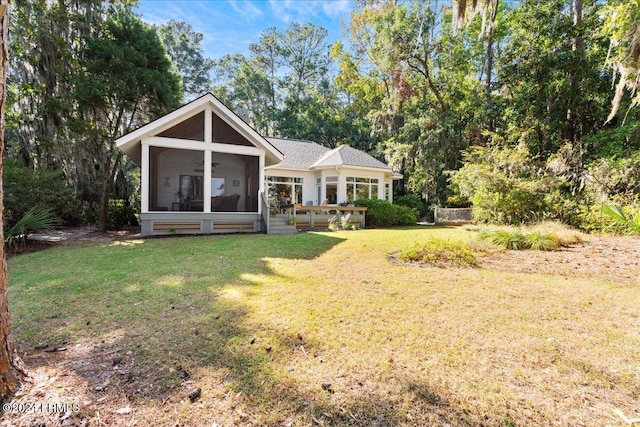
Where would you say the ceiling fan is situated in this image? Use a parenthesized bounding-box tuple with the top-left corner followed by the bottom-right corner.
(194, 161, 220, 172)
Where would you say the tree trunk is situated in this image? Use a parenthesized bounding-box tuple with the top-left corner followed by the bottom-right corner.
(484, 0, 498, 94)
(97, 151, 121, 232)
(0, 0, 28, 402)
(568, 0, 583, 144)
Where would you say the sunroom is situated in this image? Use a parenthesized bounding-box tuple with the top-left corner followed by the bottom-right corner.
(116, 94, 283, 235)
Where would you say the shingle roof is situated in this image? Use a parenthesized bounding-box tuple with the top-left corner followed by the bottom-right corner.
(266, 137, 392, 172)
(266, 137, 330, 169)
(311, 145, 391, 170)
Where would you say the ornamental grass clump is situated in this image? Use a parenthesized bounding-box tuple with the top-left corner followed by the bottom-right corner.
(524, 230, 561, 251)
(477, 229, 528, 250)
(476, 222, 584, 251)
(399, 237, 479, 268)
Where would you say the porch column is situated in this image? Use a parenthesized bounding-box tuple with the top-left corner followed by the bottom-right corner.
(204, 150, 212, 212)
(258, 154, 265, 214)
(320, 174, 326, 203)
(378, 177, 385, 200)
(204, 106, 213, 212)
(337, 171, 346, 205)
(141, 141, 150, 213)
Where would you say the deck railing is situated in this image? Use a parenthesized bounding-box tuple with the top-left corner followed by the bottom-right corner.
(281, 204, 368, 230)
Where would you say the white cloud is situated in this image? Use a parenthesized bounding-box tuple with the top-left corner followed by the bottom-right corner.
(135, 0, 354, 58)
(229, 0, 264, 21)
(322, 0, 351, 18)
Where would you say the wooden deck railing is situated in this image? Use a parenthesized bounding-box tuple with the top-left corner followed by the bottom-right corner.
(281, 204, 368, 230)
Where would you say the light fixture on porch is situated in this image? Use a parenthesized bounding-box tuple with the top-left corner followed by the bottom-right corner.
(194, 161, 219, 173)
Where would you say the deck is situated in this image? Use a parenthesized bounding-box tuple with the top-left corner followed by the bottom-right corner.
(280, 204, 367, 230)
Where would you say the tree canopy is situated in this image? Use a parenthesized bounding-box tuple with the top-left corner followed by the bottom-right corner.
(4, 0, 640, 231)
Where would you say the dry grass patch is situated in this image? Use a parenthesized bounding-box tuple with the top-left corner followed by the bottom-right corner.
(5, 227, 640, 426)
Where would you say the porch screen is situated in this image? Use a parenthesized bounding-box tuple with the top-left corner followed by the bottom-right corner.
(149, 147, 204, 212)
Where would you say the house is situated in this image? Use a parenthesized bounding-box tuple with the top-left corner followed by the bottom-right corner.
(116, 93, 401, 236)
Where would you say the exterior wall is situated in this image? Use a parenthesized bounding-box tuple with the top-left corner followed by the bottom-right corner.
(141, 212, 264, 236)
(265, 166, 392, 206)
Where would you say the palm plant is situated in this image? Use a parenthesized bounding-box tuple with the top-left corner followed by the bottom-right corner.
(5, 205, 62, 249)
(602, 204, 640, 235)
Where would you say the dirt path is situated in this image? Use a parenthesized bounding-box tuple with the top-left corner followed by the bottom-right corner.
(29, 225, 142, 244)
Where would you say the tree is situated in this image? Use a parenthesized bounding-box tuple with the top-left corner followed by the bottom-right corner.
(158, 20, 213, 100)
(75, 7, 182, 231)
(336, 1, 484, 204)
(601, 0, 640, 123)
(497, 0, 610, 157)
(249, 26, 283, 111)
(1, 0, 27, 402)
(212, 53, 276, 134)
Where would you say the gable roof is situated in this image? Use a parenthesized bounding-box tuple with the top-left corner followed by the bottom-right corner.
(116, 93, 283, 165)
(267, 137, 396, 175)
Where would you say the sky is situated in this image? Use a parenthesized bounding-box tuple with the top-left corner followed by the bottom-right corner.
(134, 0, 355, 60)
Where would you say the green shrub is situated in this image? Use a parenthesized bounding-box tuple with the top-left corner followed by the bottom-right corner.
(354, 199, 418, 227)
(394, 193, 425, 217)
(3, 159, 80, 226)
(107, 199, 139, 230)
(399, 238, 479, 268)
(449, 144, 560, 225)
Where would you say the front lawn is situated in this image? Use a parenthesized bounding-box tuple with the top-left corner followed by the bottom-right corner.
(6, 227, 640, 426)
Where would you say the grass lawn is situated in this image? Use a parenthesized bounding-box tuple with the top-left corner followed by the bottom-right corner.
(5, 227, 640, 426)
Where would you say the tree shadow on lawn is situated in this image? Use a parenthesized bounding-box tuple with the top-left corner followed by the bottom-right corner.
(9, 232, 484, 426)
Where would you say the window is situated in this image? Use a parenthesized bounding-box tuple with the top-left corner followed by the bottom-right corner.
(211, 177, 225, 196)
(266, 176, 303, 205)
(325, 176, 338, 204)
(346, 177, 379, 202)
(316, 177, 322, 204)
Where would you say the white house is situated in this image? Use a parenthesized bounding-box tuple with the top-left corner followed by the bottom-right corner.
(116, 93, 401, 236)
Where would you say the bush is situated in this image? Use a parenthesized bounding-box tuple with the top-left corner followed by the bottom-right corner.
(394, 193, 425, 217)
(107, 199, 139, 230)
(3, 159, 81, 226)
(353, 199, 418, 227)
(399, 237, 479, 268)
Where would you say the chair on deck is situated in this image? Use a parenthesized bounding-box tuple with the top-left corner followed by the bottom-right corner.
(278, 196, 289, 213)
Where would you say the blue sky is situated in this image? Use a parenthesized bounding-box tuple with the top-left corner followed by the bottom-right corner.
(134, 0, 355, 60)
